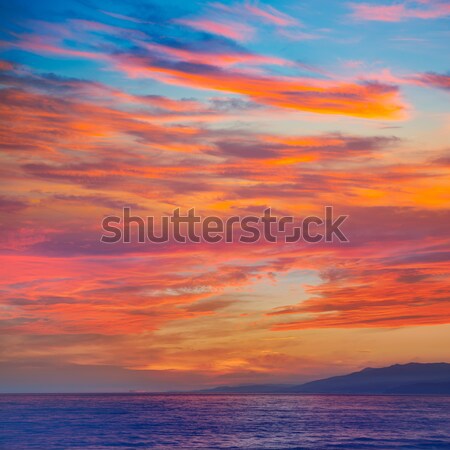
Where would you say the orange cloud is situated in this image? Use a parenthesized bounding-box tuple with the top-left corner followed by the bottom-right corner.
(116, 54, 405, 119)
(10, 18, 405, 119)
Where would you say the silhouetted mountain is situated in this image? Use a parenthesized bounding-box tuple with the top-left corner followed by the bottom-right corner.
(198, 363, 450, 395)
(286, 363, 450, 394)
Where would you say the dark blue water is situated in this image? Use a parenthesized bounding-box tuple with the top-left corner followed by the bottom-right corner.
(0, 394, 449, 449)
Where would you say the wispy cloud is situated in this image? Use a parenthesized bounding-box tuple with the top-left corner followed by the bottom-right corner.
(413, 72, 450, 91)
(175, 17, 255, 41)
(348, 0, 450, 22)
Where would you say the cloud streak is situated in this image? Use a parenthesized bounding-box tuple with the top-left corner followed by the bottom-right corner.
(348, 1, 450, 22)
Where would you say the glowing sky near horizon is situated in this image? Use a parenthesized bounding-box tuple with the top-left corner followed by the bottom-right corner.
(0, 0, 449, 392)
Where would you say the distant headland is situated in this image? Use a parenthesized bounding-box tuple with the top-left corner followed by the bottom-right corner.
(193, 363, 450, 395)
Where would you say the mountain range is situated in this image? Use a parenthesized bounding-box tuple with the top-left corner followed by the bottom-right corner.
(197, 363, 450, 395)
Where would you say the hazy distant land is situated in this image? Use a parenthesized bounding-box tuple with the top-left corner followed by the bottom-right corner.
(194, 363, 450, 395)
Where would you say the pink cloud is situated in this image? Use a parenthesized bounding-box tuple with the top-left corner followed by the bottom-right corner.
(243, 3, 298, 26)
(348, 1, 450, 22)
(0, 60, 14, 71)
(211, 2, 299, 27)
(11, 35, 105, 61)
(413, 72, 450, 91)
(176, 18, 254, 41)
(357, 68, 450, 92)
(140, 41, 290, 68)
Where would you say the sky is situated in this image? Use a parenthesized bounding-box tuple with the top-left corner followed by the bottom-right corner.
(0, 0, 449, 392)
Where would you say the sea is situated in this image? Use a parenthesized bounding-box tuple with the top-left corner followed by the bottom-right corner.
(0, 394, 449, 449)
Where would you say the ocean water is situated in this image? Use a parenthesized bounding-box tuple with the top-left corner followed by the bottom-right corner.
(0, 394, 449, 449)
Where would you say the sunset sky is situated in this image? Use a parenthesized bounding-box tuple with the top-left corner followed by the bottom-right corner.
(1, 0, 449, 392)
